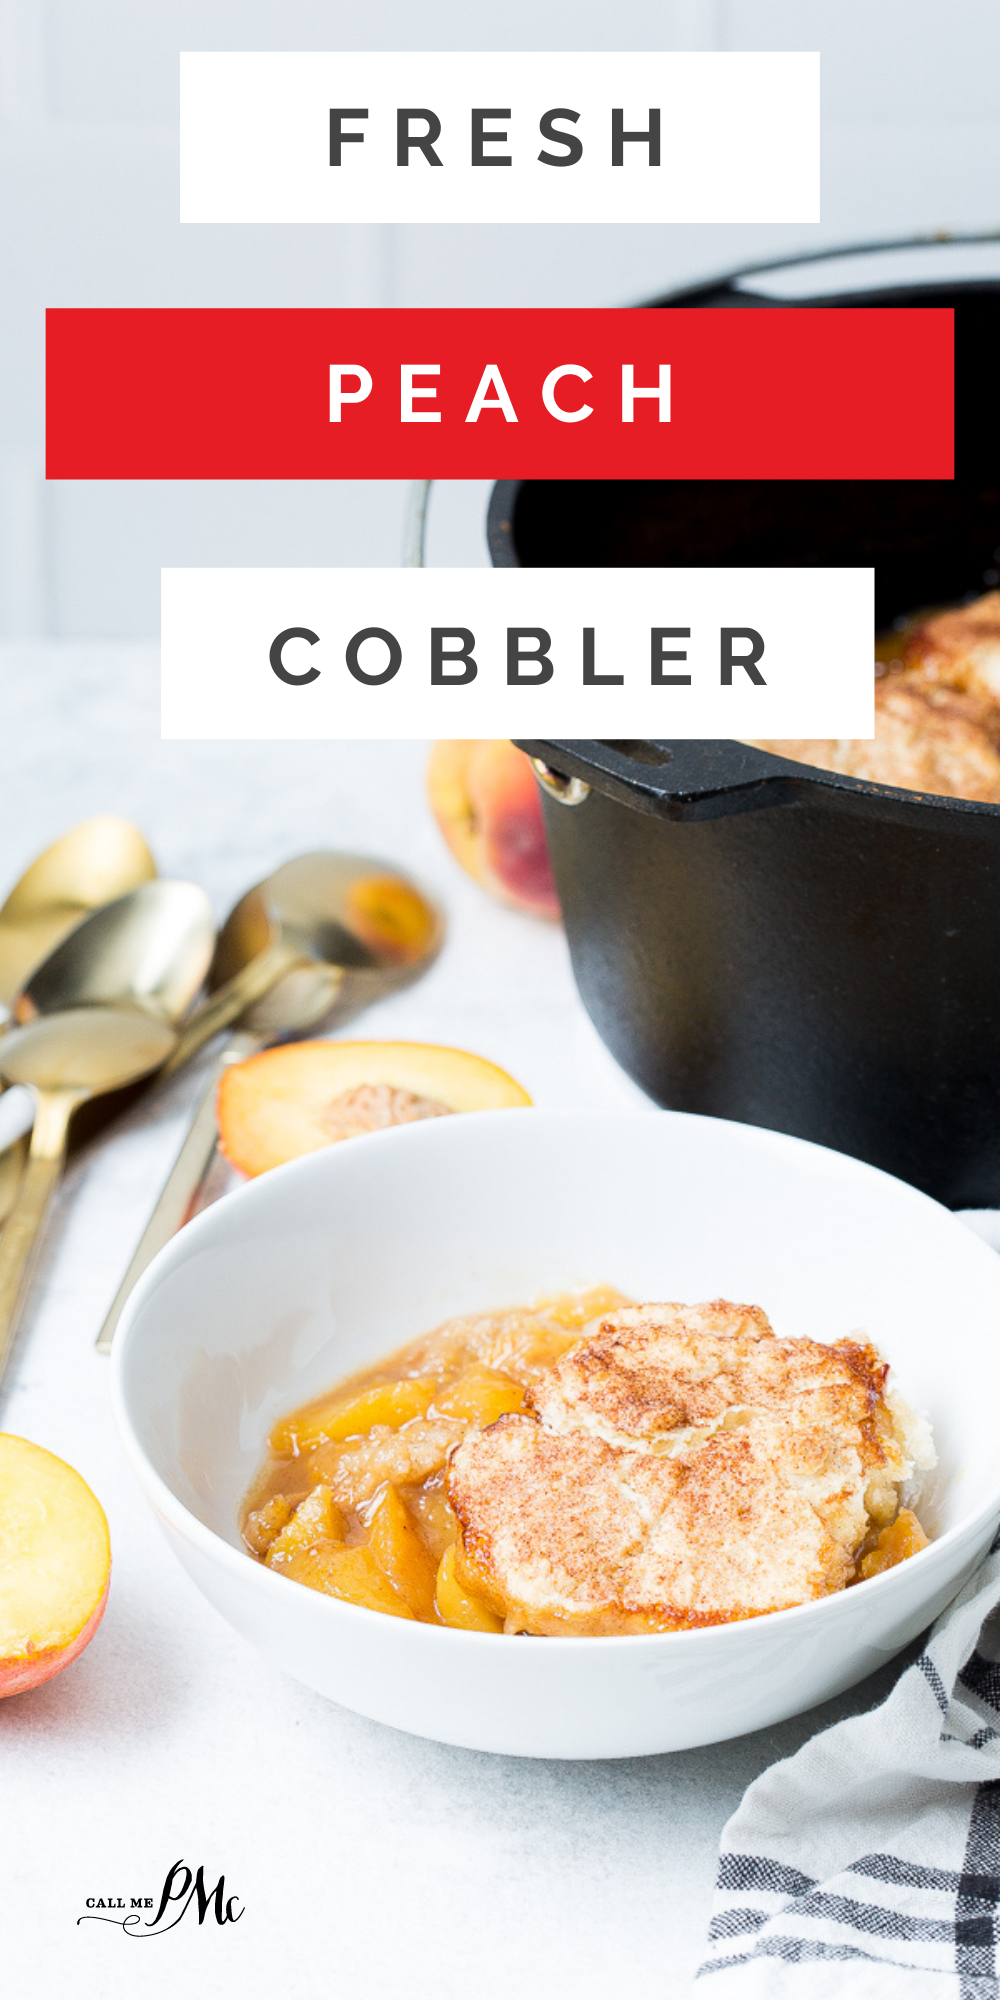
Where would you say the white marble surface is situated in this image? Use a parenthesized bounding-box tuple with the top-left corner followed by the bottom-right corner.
(0, 642, 942, 1996)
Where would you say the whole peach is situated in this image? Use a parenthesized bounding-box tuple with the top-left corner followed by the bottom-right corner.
(427, 740, 560, 920)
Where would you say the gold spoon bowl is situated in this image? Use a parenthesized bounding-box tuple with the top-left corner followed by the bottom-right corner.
(15, 879, 214, 1027)
(0, 879, 215, 1400)
(0, 814, 156, 1016)
(164, 851, 444, 1076)
(0, 813, 159, 1216)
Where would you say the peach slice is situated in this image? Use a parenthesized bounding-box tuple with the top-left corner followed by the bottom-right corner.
(435, 1543, 503, 1632)
(433, 1365, 525, 1425)
(217, 1038, 531, 1179)
(0, 1435, 110, 1697)
(368, 1486, 439, 1621)
(427, 740, 560, 920)
(857, 1507, 930, 1581)
(275, 1540, 414, 1618)
(269, 1377, 438, 1456)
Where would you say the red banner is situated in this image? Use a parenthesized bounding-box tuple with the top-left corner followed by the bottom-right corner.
(46, 306, 954, 481)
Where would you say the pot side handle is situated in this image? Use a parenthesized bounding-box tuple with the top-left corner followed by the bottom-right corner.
(516, 739, 816, 823)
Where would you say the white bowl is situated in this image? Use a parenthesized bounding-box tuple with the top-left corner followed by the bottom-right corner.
(112, 1108, 1000, 1759)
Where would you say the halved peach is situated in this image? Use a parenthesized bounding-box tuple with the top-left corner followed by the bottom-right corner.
(0, 1435, 110, 1697)
(217, 1038, 531, 1178)
(428, 740, 560, 920)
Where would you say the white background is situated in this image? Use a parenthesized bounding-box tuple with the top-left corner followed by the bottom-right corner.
(180, 51, 819, 225)
(161, 565, 873, 739)
(2, 0, 1000, 637)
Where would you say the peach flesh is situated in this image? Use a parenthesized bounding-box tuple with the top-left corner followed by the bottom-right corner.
(0, 1434, 111, 1698)
(216, 1038, 531, 1179)
(0, 1578, 109, 1697)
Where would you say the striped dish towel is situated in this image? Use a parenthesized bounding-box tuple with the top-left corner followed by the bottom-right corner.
(697, 1533, 1000, 1996)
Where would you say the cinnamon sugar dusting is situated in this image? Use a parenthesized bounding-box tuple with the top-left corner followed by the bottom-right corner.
(448, 1300, 934, 1635)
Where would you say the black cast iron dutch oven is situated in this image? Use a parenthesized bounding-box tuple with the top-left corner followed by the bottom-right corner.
(493, 237, 1000, 1207)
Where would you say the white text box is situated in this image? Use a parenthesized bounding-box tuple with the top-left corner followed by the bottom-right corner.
(161, 567, 873, 742)
(180, 52, 820, 226)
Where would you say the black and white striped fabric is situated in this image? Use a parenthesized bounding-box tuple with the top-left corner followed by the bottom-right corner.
(698, 1535, 1000, 1996)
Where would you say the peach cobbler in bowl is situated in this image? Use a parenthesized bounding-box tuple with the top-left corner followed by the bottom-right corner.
(114, 1106, 1000, 1756)
(243, 1290, 935, 1636)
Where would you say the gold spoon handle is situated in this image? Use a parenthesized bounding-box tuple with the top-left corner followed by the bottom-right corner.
(0, 1088, 81, 1400)
(0, 1132, 29, 1231)
(160, 940, 298, 1078)
(95, 1030, 263, 1354)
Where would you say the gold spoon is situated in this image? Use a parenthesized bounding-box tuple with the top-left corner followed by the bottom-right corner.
(0, 1135, 27, 1225)
(162, 851, 443, 1076)
(0, 1010, 177, 1393)
(12, 879, 214, 1028)
(0, 815, 158, 1220)
(0, 815, 156, 1019)
(0, 881, 215, 1395)
(96, 852, 444, 1351)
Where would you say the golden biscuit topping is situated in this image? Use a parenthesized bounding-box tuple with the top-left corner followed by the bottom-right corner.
(448, 1300, 933, 1635)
